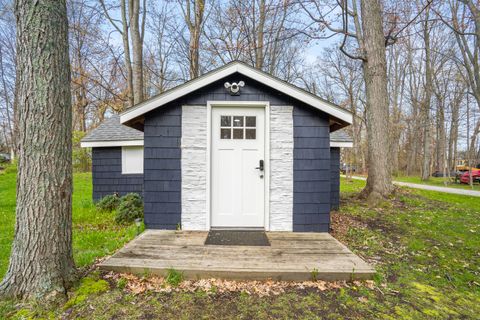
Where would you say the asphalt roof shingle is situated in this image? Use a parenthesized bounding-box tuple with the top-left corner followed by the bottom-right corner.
(81, 114, 143, 142)
(330, 130, 352, 143)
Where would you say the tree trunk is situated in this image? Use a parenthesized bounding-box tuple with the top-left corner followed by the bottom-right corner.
(0, 0, 75, 300)
(121, 0, 134, 107)
(0, 45, 15, 158)
(186, 0, 205, 79)
(421, 9, 433, 181)
(256, 0, 266, 70)
(129, 0, 144, 104)
(435, 98, 446, 175)
(359, 0, 394, 202)
(448, 91, 461, 170)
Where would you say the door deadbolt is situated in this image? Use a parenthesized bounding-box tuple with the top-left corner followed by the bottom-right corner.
(255, 160, 264, 171)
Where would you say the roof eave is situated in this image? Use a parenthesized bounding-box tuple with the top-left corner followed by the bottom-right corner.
(330, 141, 353, 148)
(120, 62, 353, 125)
(80, 139, 144, 148)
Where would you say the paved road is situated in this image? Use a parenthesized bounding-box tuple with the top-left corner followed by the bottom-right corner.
(343, 175, 480, 197)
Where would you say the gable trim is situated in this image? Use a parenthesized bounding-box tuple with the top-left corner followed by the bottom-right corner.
(120, 62, 352, 125)
(80, 140, 144, 148)
(330, 141, 353, 148)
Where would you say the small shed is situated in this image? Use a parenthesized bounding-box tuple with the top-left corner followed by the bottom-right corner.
(82, 61, 353, 232)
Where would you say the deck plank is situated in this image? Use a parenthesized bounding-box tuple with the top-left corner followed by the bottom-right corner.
(99, 230, 375, 281)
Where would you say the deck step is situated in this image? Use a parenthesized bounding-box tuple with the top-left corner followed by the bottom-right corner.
(99, 230, 375, 281)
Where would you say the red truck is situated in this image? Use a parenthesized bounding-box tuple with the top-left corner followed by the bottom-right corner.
(460, 169, 480, 184)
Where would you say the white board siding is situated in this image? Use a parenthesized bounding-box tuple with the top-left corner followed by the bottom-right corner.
(269, 106, 293, 231)
(181, 105, 208, 230)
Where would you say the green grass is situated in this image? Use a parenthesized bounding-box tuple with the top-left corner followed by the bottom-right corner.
(394, 175, 480, 190)
(0, 167, 139, 278)
(1, 171, 479, 319)
(337, 178, 480, 318)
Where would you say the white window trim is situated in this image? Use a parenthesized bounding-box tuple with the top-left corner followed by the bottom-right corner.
(121, 146, 144, 174)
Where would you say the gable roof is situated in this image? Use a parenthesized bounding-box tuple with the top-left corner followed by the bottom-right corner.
(81, 114, 352, 148)
(80, 114, 143, 148)
(330, 130, 353, 148)
(120, 61, 353, 125)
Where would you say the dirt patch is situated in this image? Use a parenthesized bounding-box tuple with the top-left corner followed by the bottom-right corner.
(330, 211, 367, 242)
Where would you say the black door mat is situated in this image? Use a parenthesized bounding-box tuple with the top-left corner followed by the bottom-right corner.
(205, 230, 271, 246)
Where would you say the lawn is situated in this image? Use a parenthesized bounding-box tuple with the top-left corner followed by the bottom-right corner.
(394, 175, 480, 191)
(1, 172, 479, 319)
(0, 167, 138, 279)
(350, 173, 480, 191)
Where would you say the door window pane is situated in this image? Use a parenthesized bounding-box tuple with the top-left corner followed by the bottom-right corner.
(233, 128, 244, 139)
(245, 129, 256, 139)
(221, 128, 231, 139)
(245, 116, 256, 127)
(221, 116, 231, 127)
(233, 116, 244, 127)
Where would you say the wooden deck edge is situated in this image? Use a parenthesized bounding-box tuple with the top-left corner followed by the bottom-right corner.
(98, 264, 375, 281)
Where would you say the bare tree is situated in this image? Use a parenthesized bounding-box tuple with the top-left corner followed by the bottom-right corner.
(100, 0, 146, 105)
(438, 0, 480, 174)
(144, 1, 183, 94)
(179, 0, 205, 79)
(421, 5, 433, 180)
(129, 0, 145, 102)
(203, 0, 302, 79)
(301, 0, 397, 202)
(317, 47, 367, 173)
(0, 0, 16, 158)
(0, 0, 75, 299)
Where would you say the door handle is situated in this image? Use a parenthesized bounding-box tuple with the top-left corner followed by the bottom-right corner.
(255, 160, 264, 171)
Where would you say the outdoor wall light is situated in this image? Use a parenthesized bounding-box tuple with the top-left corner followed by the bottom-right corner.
(224, 81, 245, 95)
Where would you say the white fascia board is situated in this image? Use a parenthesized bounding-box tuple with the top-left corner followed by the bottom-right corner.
(235, 64, 352, 124)
(120, 62, 353, 125)
(121, 65, 239, 123)
(330, 141, 353, 148)
(80, 140, 144, 148)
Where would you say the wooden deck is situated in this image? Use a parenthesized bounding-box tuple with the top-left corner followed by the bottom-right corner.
(99, 230, 375, 281)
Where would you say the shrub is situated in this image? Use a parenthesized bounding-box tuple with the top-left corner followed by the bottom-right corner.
(115, 193, 143, 224)
(96, 194, 120, 212)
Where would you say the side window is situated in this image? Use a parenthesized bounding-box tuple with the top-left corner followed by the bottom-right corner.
(122, 146, 144, 174)
(220, 115, 256, 140)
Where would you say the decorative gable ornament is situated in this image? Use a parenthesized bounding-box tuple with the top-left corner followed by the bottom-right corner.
(224, 81, 245, 95)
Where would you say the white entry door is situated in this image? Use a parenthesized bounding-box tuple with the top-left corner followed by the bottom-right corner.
(211, 107, 265, 228)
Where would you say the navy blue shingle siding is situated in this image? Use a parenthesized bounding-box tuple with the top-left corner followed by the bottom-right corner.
(91, 147, 143, 200)
(293, 106, 331, 232)
(143, 105, 182, 230)
(330, 147, 340, 210)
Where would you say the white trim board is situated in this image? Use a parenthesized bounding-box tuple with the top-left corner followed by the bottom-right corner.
(120, 62, 352, 125)
(80, 140, 144, 148)
(330, 141, 353, 148)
